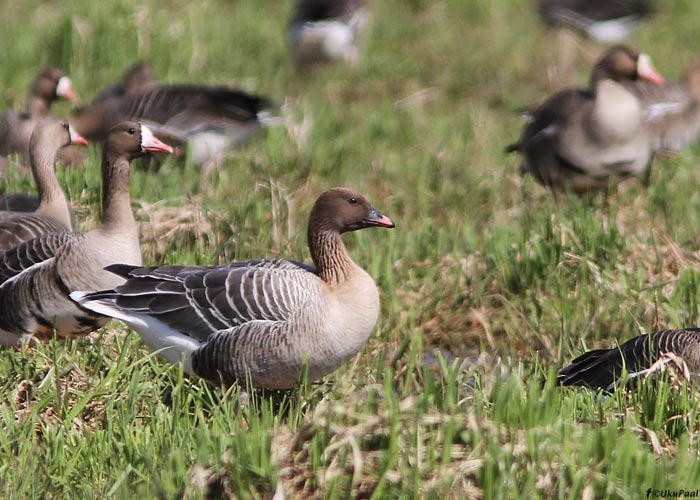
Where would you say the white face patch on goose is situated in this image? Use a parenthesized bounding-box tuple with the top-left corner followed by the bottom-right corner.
(140, 125, 154, 151)
(55, 77, 75, 100)
(67, 123, 88, 146)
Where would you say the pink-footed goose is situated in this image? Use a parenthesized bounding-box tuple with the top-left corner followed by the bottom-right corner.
(0, 118, 88, 252)
(71, 84, 278, 166)
(507, 45, 665, 193)
(0, 68, 77, 163)
(0, 122, 173, 345)
(71, 188, 395, 389)
(558, 328, 700, 392)
(289, 0, 367, 68)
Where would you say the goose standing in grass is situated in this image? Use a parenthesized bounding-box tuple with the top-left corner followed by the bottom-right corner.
(289, 0, 366, 68)
(558, 329, 700, 392)
(538, 0, 655, 43)
(0, 118, 88, 252)
(0, 68, 77, 163)
(0, 122, 172, 345)
(507, 45, 666, 194)
(70, 84, 278, 167)
(72, 188, 395, 389)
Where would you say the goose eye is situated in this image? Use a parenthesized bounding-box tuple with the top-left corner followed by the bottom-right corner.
(348, 197, 358, 205)
(62, 121, 69, 129)
(128, 128, 136, 135)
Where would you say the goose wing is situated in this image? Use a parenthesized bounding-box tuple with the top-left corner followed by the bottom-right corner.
(100, 259, 318, 342)
(0, 232, 74, 284)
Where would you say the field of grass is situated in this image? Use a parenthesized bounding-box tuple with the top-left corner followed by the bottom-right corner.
(4, 0, 700, 498)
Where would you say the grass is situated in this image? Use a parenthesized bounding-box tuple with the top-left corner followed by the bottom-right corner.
(2, 0, 700, 498)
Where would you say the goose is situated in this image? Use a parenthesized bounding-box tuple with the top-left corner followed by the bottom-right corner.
(0, 193, 40, 213)
(71, 84, 278, 167)
(507, 45, 666, 193)
(0, 118, 88, 252)
(0, 122, 173, 345)
(0, 68, 77, 163)
(89, 62, 156, 107)
(619, 62, 700, 152)
(538, 0, 655, 43)
(289, 0, 366, 67)
(71, 187, 395, 389)
(558, 328, 700, 392)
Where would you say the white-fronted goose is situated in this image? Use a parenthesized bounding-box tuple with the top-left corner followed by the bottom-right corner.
(0, 118, 88, 252)
(71, 188, 395, 389)
(507, 45, 665, 193)
(0, 68, 77, 163)
(289, 0, 366, 67)
(71, 84, 277, 166)
(0, 122, 172, 345)
(558, 328, 700, 392)
(619, 62, 700, 152)
(538, 0, 655, 43)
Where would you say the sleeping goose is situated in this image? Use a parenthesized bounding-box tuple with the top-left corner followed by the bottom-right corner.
(0, 118, 88, 252)
(71, 84, 278, 166)
(538, 0, 655, 43)
(558, 328, 700, 392)
(289, 0, 367, 68)
(0, 68, 77, 163)
(71, 187, 395, 389)
(0, 122, 172, 345)
(507, 45, 666, 193)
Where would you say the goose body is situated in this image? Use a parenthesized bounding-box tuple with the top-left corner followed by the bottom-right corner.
(289, 0, 366, 67)
(0, 69, 77, 163)
(538, 0, 654, 42)
(72, 188, 395, 389)
(72, 85, 277, 166)
(508, 46, 665, 193)
(558, 329, 700, 392)
(0, 122, 172, 345)
(0, 118, 88, 252)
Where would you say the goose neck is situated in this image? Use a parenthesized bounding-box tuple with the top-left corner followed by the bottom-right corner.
(100, 152, 135, 230)
(308, 227, 354, 286)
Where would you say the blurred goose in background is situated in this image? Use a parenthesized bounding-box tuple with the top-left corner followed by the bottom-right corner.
(621, 62, 700, 152)
(71, 84, 278, 167)
(538, 0, 655, 43)
(0, 118, 87, 252)
(72, 187, 395, 389)
(558, 329, 700, 392)
(289, 0, 366, 68)
(507, 45, 666, 193)
(0, 68, 77, 164)
(89, 62, 157, 106)
(0, 122, 172, 345)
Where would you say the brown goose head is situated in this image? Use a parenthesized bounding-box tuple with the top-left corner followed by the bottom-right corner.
(591, 45, 665, 86)
(104, 121, 174, 160)
(29, 117, 88, 159)
(308, 187, 395, 236)
(29, 68, 77, 105)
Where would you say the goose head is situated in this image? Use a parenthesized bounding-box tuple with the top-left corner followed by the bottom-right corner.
(30, 118, 88, 156)
(30, 68, 77, 104)
(591, 46, 665, 86)
(105, 122, 174, 160)
(308, 187, 395, 235)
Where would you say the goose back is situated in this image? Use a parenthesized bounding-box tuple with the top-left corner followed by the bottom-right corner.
(558, 329, 700, 392)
